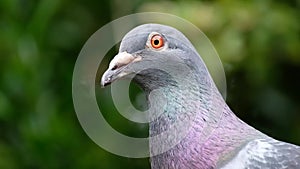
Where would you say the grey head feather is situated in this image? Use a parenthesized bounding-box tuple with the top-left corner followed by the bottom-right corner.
(119, 24, 206, 76)
(119, 24, 195, 54)
(116, 24, 215, 99)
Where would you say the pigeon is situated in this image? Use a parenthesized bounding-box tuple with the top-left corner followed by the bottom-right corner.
(101, 24, 300, 169)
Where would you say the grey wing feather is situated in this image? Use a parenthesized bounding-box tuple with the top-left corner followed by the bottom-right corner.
(221, 138, 300, 169)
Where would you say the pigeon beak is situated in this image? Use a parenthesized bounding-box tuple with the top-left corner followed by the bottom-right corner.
(101, 51, 142, 87)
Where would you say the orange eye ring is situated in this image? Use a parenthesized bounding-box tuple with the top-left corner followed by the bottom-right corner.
(150, 34, 164, 49)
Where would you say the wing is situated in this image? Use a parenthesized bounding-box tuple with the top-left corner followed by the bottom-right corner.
(221, 138, 300, 169)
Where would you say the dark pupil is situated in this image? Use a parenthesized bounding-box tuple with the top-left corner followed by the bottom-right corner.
(154, 39, 160, 45)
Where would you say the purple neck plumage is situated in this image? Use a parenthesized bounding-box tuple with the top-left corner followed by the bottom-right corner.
(133, 63, 264, 169)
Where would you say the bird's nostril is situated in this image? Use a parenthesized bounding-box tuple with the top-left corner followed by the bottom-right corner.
(111, 65, 118, 71)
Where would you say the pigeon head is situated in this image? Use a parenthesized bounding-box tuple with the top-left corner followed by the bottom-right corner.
(101, 24, 208, 91)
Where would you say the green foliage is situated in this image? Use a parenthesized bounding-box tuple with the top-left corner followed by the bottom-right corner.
(0, 0, 299, 168)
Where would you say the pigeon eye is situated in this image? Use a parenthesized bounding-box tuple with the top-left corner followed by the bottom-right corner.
(150, 34, 164, 49)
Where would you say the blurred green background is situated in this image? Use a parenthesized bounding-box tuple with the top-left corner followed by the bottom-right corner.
(0, 0, 299, 168)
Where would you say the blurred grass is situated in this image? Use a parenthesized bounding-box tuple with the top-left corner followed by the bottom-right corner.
(0, 0, 299, 168)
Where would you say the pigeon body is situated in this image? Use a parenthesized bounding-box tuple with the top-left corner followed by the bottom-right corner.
(101, 24, 300, 169)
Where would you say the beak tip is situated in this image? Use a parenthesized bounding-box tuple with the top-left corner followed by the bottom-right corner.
(100, 78, 109, 88)
(100, 81, 111, 88)
(100, 70, 112, 88)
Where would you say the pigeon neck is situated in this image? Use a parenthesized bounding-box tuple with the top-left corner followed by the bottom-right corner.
(136, 67, 223, 135)
(138, 68, 263, 168)
(146, 71, 226, 137)
(133, 65, 227, 135)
